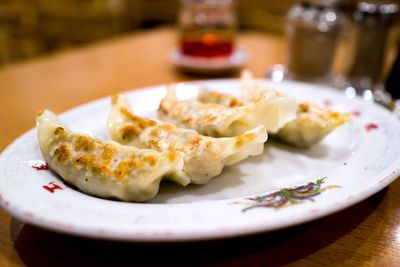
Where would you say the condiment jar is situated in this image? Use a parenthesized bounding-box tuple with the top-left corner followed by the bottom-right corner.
(285, 0, 344, 81)
(343, 0, 399, 97)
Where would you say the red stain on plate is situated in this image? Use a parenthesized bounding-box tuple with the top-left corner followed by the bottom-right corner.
(164, 230, 173, 236)
(43, 182, 63, 193)
(97, 228, 109, 234)
(365, 123, 379, 132)
(309, 208, 320, 213)
(31, 161, 49, 171)
(24, 212, 34, 218)
(351, 110, 361, 117)
(323, 99, 332, 108)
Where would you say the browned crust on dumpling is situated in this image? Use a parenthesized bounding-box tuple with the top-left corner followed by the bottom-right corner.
(197, 90, 245, 107)
(111, 95, 119, 105)
(69, 134, 161, 179)
(143, 155, 158, 167)
(200, 114, 218, 123)
(185, 136, 202, 150)
(229, 97, 244, 108)
(54, 143, 72, 163)
(297, 101, 350, 126)
(148, 139, 161, 150)
(150, 128, 160, 137)
(91, 161, 112, 177)
(166, 150, 178, 162)
(298, 102, 310, 113)
(74, 154, 94, 166)
(274, 101, 351, 147)
(36, 110, 45, 117)
(54, 127, 65, 135)
(120, 107, 156, 128)
(114, 155, 144, 180)
(160, 124, 174, 132)
(101, 144, 117, 164)
(119, 107, 157, 140)
(121, 125, 141, 140)
(159, 98, 171, 115)
(75, 135, 96, 151)
(159, 92, 229, 126)
(75, 154, 111, 176)
(73, 149, 112, 177)
(234, 133, 257, 148)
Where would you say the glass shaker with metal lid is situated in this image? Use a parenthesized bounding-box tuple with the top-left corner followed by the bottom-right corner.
(343, 0, 399, 98)
(285, 0, 344, 81)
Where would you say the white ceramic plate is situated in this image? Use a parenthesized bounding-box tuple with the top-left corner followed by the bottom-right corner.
(1, 80, 400, 242)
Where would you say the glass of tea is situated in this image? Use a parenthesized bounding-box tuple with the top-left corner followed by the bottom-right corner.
(178, 0, 236, 58)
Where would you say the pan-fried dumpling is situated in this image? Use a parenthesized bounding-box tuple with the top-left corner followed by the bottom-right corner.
(240, 69, 284, 100)
(273, 102, 351, 147)
(197, 88, 246, 107)
(158, 85, 296, 137)
(200, 70, 350, 147)
(239, 70, 351, 147)
(199, 88, 350, 147)
(197, 89, 245, 108)
(36, 110, 186, 202)
(108, 94, 268, 184)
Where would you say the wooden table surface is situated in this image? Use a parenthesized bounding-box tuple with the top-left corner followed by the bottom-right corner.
(0, 27, 399, 267)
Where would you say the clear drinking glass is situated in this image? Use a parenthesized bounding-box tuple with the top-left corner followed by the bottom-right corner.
(178, 0, 236, 58)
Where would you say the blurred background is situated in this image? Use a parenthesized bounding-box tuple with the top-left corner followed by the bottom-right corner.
(0, 0, 303, 67)
(2, 0, 399, 92)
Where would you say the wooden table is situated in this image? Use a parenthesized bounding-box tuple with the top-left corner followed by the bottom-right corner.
(0, 27, 399, 266)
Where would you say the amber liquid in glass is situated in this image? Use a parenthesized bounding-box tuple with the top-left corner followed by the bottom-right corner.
(180, 27, 234, 58)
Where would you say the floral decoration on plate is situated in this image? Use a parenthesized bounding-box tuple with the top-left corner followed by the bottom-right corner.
(237, 178, 340, 212)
